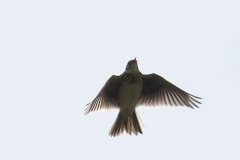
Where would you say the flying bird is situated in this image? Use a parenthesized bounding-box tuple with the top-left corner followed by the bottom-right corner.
(85, 58, 201, 137)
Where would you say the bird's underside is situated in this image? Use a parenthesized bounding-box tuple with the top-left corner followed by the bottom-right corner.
(85, 58, 202, 136)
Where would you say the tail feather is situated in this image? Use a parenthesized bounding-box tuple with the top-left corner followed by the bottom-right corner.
(109, 111, 144, 137)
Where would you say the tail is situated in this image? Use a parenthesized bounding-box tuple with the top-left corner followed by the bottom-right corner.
(109, 111, 144, 137)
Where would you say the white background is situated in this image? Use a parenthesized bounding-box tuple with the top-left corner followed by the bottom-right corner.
(1, 1, 240, 159)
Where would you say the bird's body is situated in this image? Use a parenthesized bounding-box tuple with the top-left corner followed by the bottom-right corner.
(85, 58, 202, 137)
(118, 79, 142, 119)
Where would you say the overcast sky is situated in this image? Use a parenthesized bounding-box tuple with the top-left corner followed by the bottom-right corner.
(1, 1, 240, 160)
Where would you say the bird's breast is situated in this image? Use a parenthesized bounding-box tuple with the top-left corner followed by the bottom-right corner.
(118, 81, 143, 118)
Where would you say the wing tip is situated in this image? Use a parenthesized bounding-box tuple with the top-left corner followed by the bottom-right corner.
(189, 94, 202, 99)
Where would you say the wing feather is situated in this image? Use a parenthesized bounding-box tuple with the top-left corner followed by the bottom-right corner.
(85, 75, 121, 114)
(137, 74, 201, 108)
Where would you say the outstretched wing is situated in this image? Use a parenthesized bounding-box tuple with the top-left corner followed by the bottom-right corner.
(85, 75, 121, 114)
(137, 74, 201, 108)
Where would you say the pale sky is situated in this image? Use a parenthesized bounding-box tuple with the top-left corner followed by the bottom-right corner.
(1, 1, 240, 160)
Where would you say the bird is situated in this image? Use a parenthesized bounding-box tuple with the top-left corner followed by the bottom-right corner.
(85, 58, 201, 137)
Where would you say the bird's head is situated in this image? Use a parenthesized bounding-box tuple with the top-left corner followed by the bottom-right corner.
(125, 58, 140, 74)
